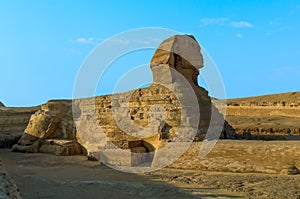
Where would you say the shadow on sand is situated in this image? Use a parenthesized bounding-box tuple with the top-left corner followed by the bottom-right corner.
(0, 149, 245, 199)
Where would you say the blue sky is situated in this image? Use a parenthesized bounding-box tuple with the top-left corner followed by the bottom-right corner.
(1, 0, 300, 106)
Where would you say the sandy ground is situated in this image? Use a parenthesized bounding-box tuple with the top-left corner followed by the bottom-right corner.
(0, 162, 21, 198)
(0, 149, 246, 199)
(0, 150, 300, 199)
(146, 169, 300, 199)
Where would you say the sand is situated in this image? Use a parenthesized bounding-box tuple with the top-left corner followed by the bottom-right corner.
(1, 148, 300, 199)
(0, 149, 246, 199)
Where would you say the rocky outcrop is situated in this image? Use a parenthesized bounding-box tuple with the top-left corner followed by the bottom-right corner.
(0, 102, 4, 107)
(0, 106, 39, 148)
(214, 92, 300, 139)
(12, 100, 81, 155)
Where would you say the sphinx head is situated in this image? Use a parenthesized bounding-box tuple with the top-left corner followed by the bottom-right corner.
(150, 35, 203, 86)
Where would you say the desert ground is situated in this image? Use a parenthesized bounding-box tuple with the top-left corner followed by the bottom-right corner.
(0, 149, 245, 199)
(1, 140, 300, 199)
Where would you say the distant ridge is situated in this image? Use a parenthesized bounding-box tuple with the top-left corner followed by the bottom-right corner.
(0, 101, 4, 107)
(226, 91, 300, 104)
(216, 91, 300, 137)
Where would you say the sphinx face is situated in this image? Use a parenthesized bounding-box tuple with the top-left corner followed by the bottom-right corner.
(150, 35, 203, 70)
(150, 35, 203, 86)
(171, 35, 203, 70)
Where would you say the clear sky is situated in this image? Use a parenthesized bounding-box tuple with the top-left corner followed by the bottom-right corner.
(1, 0, 300, 106)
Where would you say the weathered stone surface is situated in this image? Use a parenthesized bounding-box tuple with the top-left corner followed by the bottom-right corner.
(150, 35, 203, 86)
(25, 100, 75, 141)
(0, 106, 39, 148)
(39, 139, 82, 156)
(295, 161, 300, 172)
(12, 100, 81, 155)
(215, 92, 300, 138)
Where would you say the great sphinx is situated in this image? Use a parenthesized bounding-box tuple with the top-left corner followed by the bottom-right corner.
(12, 35, 235, 167)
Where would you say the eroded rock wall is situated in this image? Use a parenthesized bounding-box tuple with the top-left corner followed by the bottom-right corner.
(0, 106, 39, 148)
(215, 92, 300, 137)
(12, 100, 81, 155)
